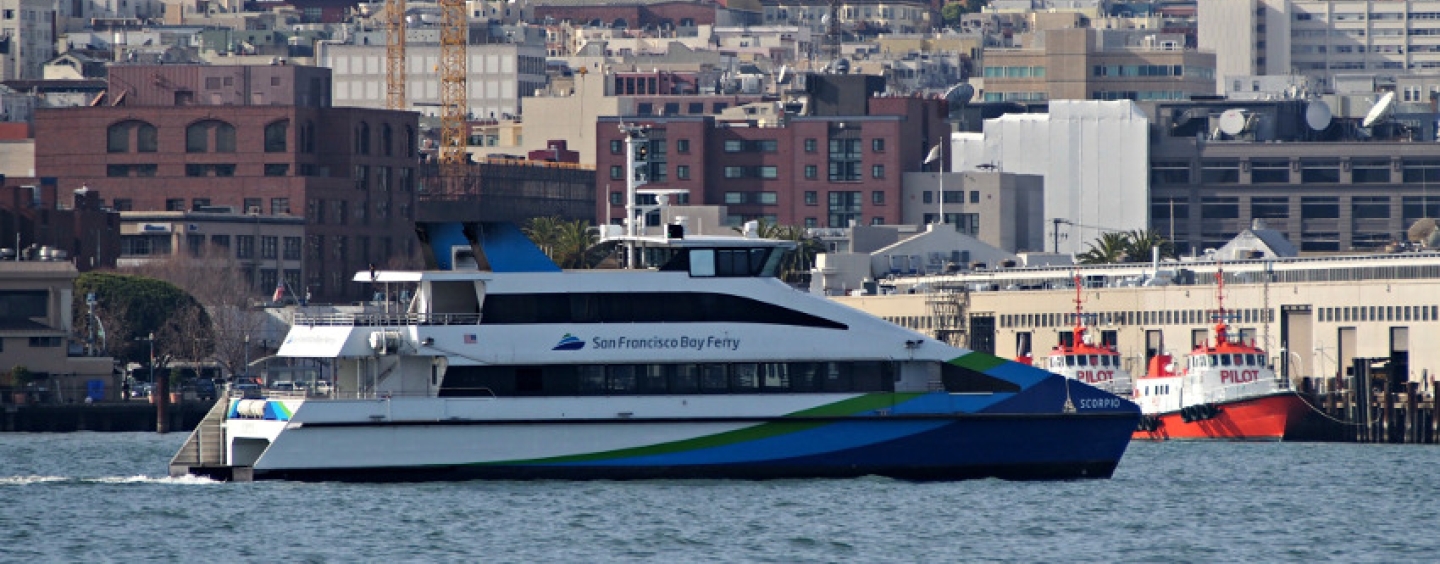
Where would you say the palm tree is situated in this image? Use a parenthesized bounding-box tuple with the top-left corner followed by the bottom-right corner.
(1123, 229, 1176, 262)
(1077, 232, 1132, 264)
(553, 219, 597, 268)
(523, 216, 563, 259)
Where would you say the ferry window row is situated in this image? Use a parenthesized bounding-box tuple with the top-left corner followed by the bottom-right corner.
(1319, 305, 1437, 323)
(1001, 309, 1274, 329)
(481, 292, 846, 329)
(438, 361, 898, 397)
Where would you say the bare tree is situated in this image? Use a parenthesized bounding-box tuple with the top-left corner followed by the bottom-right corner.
(123, 245, 267, 379)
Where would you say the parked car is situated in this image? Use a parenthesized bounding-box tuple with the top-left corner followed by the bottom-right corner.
(269, 380, 296, 392)
(194, 379, 217, 401)
(313, 380, 332, 395)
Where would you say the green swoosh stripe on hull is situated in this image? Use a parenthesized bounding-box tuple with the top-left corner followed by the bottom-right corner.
(479, 392, 929, 466)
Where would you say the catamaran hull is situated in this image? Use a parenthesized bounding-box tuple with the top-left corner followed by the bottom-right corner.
(1132, 392, 1309, 441)
(246, 414, 1137, 482)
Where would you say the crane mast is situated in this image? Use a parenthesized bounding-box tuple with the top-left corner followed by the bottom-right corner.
(385, 0, 406, 110)
(438, 0, 468, 192)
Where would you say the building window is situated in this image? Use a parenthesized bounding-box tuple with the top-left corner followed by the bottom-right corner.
(283, 237, 302, 260)
(804, 217, 818, 228)
(805, 165, 818, 179)
(382, 124, 394, 156)
(872, 191, 885, 205)
(191, 198, 210, 210)
(264, 164, 290, 176)
(725, 192, 745, 204)
(186, 120, 236, 153)
(804, 191, 817, 205)
(355, 122, 371, 154)
(1351, 159, 1390, 183)
(757, 166, 778, 179)
(610, 192, 623, 206)
(724, 166, 745, 179)
(112, 199, 133, 211)
(676, 139, 690, 152)
(757, 192, 778, 205)
(970, 191, 980, 204)
(185, 164, 236, 177)
(236, 235, 256, 259)
(1250, 159, 1290, 183)
(804, 139, 817, 152)
(264, 120, 289, 152)
(828, 138, 862, 181)
(871, 165, 885, 179)
(610, 140, 623, 154)
(261, 236, 278, 259)
(1300, 159, 1341, 183)
(610, 165, 624, 180)
(165, 198, 185, 211)
(828, 191, 862, 227)
(724, 140, 745, 152)
(677, 165, 690, 180)
(756, 140, 778, 152)
(271, 198, 290, 215)
(107, 120, 157, 153)
(872, 139, 884, 152)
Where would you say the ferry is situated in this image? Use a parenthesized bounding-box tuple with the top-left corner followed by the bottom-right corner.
(1132, 269, 1308, 440)
(1026, 275, 1135, 398)
(171, 222, 1139, 481)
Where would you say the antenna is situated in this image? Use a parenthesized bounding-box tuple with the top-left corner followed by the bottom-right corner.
(1304, 100, 1332, 131)
(1218, 109, 1247, 136)
(1362, 91, 1395, 128)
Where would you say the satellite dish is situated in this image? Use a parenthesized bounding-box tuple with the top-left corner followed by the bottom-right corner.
(1304, 100, 1332, 130)
(1363, 92, 1396, 128)
(943, 83, 975, 106)
(1218, 109, 1247, 136)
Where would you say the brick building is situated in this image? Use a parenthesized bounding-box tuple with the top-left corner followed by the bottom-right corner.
(0, 180, 120, 271)
(33, 64, 419, 301)
(532, 0, 728, 29)
(596, 77, 949, 229)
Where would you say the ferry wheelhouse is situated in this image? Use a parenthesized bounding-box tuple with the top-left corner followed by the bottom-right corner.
(1133, 269, 1308, 440)
(1034, 275, 1135, 397)
(171, 222, 1138, 481)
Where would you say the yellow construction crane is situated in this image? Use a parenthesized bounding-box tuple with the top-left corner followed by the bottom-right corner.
(438, 0, 468, 187)
(385, 0, 407, 110)
(386, 0, 467, 193)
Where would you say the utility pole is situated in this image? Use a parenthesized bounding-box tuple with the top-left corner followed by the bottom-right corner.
(1052, 218, 1068, 254)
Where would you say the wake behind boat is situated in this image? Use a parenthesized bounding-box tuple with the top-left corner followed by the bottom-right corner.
(171, 222, 1139, 481)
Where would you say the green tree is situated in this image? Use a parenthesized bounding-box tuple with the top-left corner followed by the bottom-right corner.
(941, 0, 989, 27)
(1123, 229, 1177, 262)
(1076, 232, 1133, 264)
(553, 219, 598, 269)
(523, 216, 563, 259)
(74, 273, 206, 367)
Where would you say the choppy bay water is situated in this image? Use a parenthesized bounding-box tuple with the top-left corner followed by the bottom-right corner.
(1, 433, 1437, 562)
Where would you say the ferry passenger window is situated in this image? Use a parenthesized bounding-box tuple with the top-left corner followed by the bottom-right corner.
(700, 364, 728, 392)
(789, 362, 823, 391)
(822, 362, 853, 392)
(1066, 356, 1075, 366)
(1219, 355, 1231, 366)
(578, 365, 606, 394)
(670, 365, 700, 393)
(640, 365, 668, 393)
(1089, 355, 1099, 366)
(731, 363, 759, 391)
(1078, 355, 1088, 366)
(851, 362, 892, 391)
(1233, 355, 1244, 366)
(761, 363, 789, 391)
(689, 249, 716, 277)
(608, 365, 637, 393)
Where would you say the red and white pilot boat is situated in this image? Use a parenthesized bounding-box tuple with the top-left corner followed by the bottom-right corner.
(1027, 275, 1135, 398)
(1132, 269, 1308, 441)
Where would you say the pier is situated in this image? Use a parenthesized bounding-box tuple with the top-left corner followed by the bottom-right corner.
(1, 401, 209, 433)
(1292, 360, 1440, 444)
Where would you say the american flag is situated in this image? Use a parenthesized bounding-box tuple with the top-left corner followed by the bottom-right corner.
(272, 282, 285, 304)
(463, 334, 477, 344)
